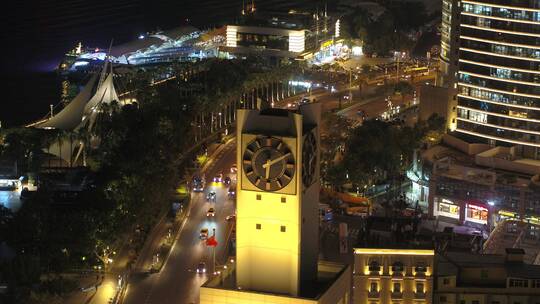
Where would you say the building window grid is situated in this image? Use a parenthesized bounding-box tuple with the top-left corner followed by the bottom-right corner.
(509, 278, 529, 288)
(462, 3, 539, 23)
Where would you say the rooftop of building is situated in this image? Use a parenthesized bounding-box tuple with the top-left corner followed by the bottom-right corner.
(421, 134, 540, 188)
(108, 26, 201, 58)
(202, 260, 349, 300)
(437, 250, 540, 280)
(232, 9, 319, 31)
(355, 216, 435, 250)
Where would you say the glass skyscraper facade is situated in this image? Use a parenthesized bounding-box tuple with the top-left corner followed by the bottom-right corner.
(449, 0, 540, 158)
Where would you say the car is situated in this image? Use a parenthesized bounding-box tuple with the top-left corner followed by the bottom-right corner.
(196, 262, 207, 274)
(287, 102, 298, 109)
(224, 176, 231, 185)
(200, 228, 209, 239)
(300, 97, 310, 104)
(206, 191, 216, 202)
(213, 173, 223, 183)
(226, 214, 236, 221)
(230, 164, 237, 173)
(343, 94, 351, 100)
(227, 186, 236, 198)
(207, 208, 215, 217)
(192, 176, 204, 192)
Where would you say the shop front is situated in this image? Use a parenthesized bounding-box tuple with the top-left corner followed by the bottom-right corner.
(435, 198, 460, 220)
(465, 203, 488, 225)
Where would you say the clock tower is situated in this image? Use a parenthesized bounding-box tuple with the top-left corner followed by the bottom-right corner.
(236, 103, 321, 296)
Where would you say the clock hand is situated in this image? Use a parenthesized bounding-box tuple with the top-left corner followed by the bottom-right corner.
(265, 159, 271, 179)
(262, 153, 291, 169)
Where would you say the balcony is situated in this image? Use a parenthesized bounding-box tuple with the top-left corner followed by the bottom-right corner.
(368, 291, 380, 299)
(391, 292, 403, 299)
(368, 266, 381, 275)
(414, 292, 426, 299)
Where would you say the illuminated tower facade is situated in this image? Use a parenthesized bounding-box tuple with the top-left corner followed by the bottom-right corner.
(452, 0, 540, 158)
(235, 104, 320, 296)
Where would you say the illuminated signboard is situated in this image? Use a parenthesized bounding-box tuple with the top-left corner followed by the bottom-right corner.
(498, 210, 517, 218)
(437, 198, 460, 219)
(321, 40, 333, 49)
(466, 203, 488, 224)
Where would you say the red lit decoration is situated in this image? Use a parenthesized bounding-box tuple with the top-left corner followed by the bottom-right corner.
(206, 236, 218, 247)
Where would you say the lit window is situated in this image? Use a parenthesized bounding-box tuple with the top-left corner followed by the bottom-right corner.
(416, 282, 425, 293)
(370, 282, 378, 293)
(509, 279, 528, 288)
(393, 282, 401, 293)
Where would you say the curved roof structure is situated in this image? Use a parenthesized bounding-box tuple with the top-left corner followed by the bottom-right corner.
(35, 74, 99, 130)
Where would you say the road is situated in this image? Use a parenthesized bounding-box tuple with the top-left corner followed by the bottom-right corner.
(123, 141, 237, 304)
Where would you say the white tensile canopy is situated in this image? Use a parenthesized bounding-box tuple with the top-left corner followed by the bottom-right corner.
(84, 72, 119, 115)
(35, 73, 99, 130)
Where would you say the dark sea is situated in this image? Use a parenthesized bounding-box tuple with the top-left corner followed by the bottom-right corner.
(2, 0, 322, 127)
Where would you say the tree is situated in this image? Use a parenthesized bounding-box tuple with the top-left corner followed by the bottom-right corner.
(394, 81, 415, 106)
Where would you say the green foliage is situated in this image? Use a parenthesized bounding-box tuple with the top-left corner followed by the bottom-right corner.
(325, 114, 446, 189)
(0, 128, 50, 173)
(341, 1, 430, 55)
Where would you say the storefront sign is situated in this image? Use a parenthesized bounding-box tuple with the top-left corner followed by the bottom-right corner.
(467, 204, 488, 212)
(321, 40, 333, 49)
(498, 210, 518, 218)
(437, 198, 460, 219)
(526, 216, 540, 225)
(466, 203, 488, 224)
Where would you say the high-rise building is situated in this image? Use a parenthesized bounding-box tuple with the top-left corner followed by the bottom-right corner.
(442, 0, 540, 158)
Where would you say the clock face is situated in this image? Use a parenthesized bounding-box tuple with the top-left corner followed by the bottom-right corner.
(302, 131, 317, 187)
(243, 136, 295, 191)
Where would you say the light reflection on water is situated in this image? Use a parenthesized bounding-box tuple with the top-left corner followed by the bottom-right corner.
(0, 190, 22, 212)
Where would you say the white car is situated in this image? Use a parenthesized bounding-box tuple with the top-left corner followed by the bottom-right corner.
(200, 228, 209, 239)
